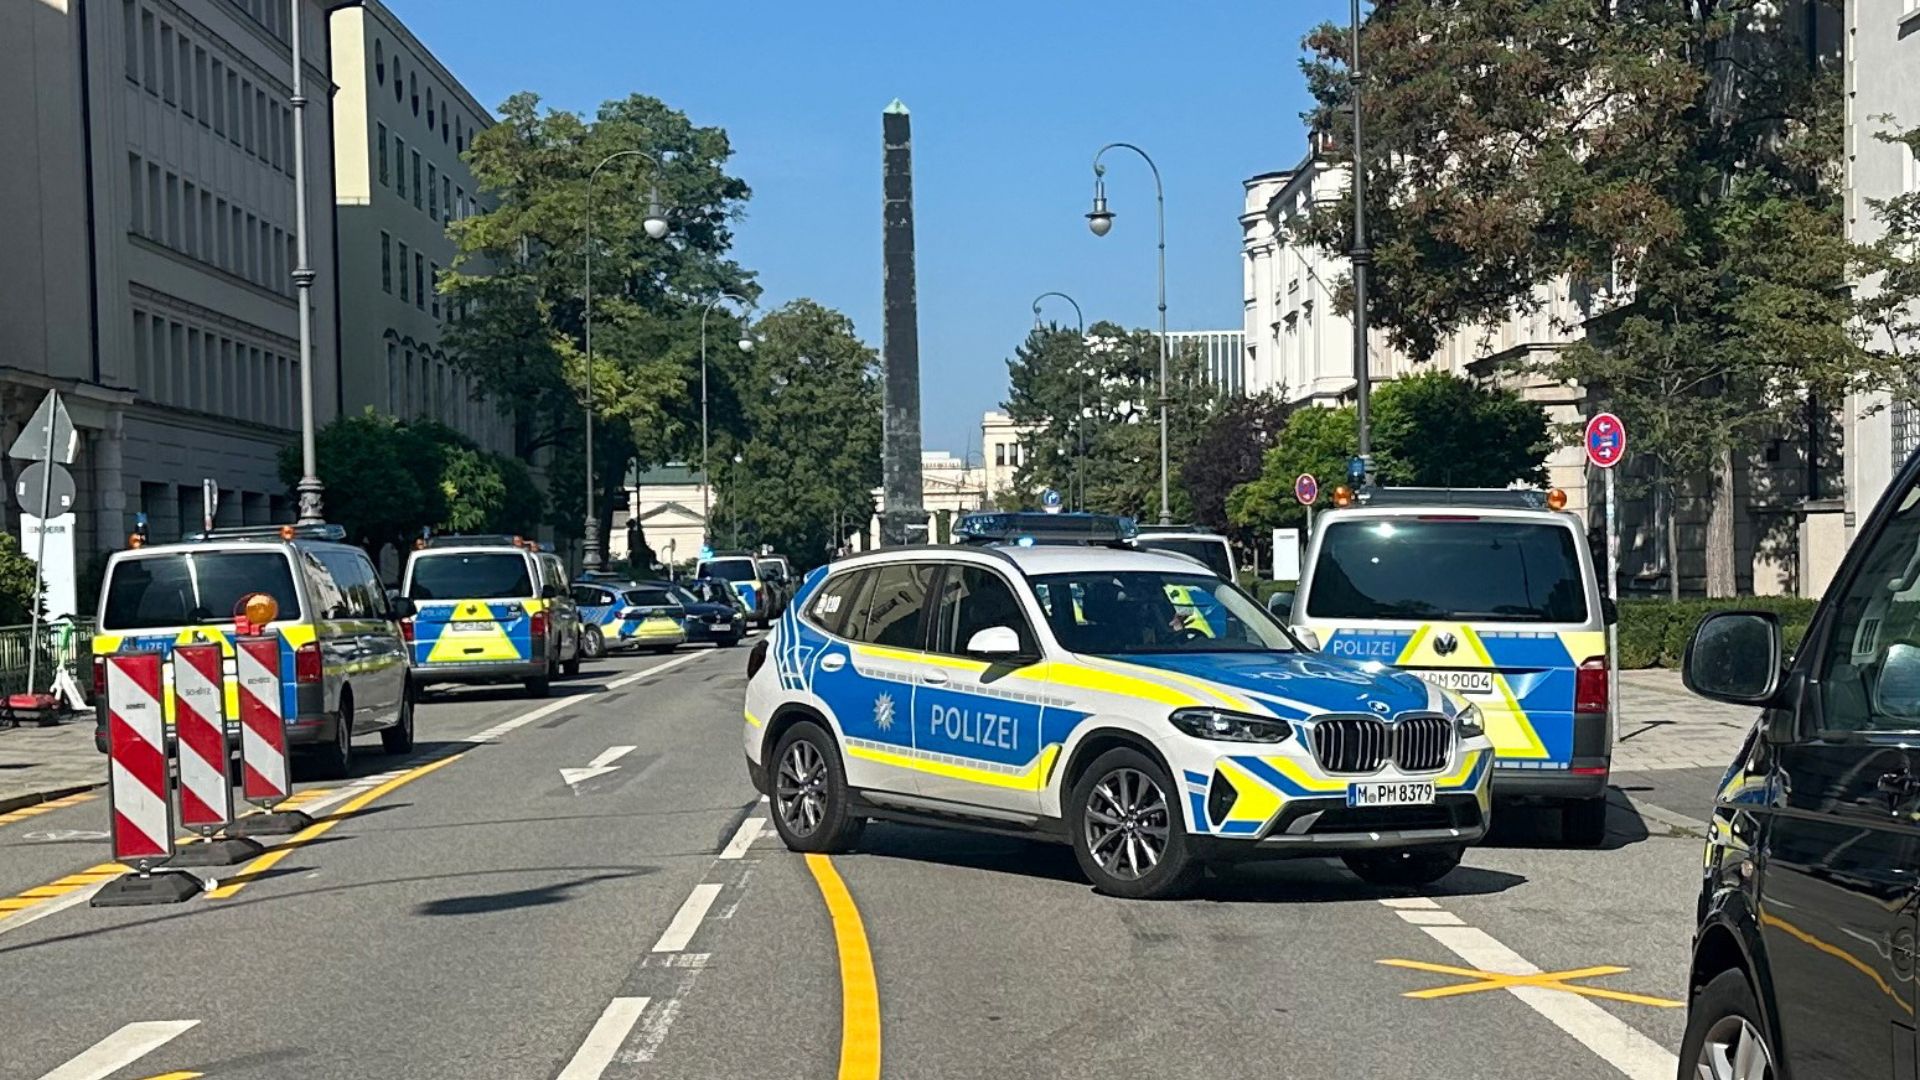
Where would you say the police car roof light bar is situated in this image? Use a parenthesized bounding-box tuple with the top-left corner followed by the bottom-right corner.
(422, 533, 529, 549)
(1345, 487, 1555, 511)
(188, 523, 347, 543)
(954, 511, 1139, 547)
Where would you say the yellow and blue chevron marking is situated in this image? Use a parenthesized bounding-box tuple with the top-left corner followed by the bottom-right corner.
(410, 599, 537, 666)
(1187, 750, 1491, 836)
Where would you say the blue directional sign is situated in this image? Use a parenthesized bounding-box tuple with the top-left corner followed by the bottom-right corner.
(1041, 488, 1063, 514)
(1347, 456, 1366, 482)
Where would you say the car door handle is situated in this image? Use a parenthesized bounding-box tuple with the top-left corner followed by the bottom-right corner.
(921, 671, 948, 686)
(820, 654, 846, 672)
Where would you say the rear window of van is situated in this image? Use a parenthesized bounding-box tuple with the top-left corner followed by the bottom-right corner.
(1305, 519, 1588, 623)
(102, 551, 302, 630)
(406, 552, 534, 600)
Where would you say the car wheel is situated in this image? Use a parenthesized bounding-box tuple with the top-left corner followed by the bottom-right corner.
(311, 698, 353, 781)
(1563, 795, 1609, 847)
(1068, 747, 1201, 900)
(562, 652, 582, 677)
(1342, 845, 1464, 887)
(381, 681, 415, 755)
(1681, 969, 1775, 1080)
(769, 721, 863, 853)
(719, 633, 741, 648)
(524, 662, 552, 697)
(581, 625, 607, 660)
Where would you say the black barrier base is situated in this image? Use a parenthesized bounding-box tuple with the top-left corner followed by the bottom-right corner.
(91, 870, 203, 907)
(227, 809, 314, 837)
(164, 836, 266, 867)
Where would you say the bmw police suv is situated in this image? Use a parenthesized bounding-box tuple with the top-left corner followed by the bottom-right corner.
(743, 514, 1493, 899)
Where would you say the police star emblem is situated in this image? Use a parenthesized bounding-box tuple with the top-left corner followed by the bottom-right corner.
(873, 692, 896, 732)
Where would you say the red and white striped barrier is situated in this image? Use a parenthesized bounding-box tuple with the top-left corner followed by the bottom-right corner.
(237, 636, 290, 807)
(105, 652, 172, 865)
(171, 642, 231, 833)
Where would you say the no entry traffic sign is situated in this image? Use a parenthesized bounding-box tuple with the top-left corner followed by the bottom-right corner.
(1585, 413, 1627, 470)
(1294, 473, 1319, 506)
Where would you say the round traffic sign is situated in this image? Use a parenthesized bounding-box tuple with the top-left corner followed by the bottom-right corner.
(14, 461, 75, 515)
(1585, 412, 1627, 469)
(1294, 473, 1319, 506)
(1041, 488, 1063, 514)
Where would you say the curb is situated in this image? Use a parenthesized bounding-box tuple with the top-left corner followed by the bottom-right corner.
(1609, 788, 1707, 833)
(0, 783, 102, 817)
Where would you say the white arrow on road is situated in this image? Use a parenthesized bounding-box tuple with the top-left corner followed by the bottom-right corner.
(561, 745, 636, 790)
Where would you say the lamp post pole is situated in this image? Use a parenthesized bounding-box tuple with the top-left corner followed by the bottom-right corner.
(700, 293, 755, 546)
(1031, 292, 1086, 510)
(582, 149, 668, 572)
(1349, 0, 1374, 483)
(290, 0, 323, 522)
(1086, 143, 1170, 525)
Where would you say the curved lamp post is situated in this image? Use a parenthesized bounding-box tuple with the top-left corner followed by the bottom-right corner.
(1031, 291, 1086, 510)
(581, 149, 669, 571)
(1086, 142, 1170, 526)
(700, 293, 755, 545)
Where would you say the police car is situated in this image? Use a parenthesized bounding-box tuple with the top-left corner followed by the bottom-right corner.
(743, 513, 1493, 899)
(402, 535, 583, 696)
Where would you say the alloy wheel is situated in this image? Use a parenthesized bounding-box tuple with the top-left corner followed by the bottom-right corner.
(776, 740, 828, 837)
(1695, 1015, 1772, 1080)
(1083, 767, 1169, 881)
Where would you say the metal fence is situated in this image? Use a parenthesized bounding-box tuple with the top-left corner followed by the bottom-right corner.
(0, 620, 95, 698)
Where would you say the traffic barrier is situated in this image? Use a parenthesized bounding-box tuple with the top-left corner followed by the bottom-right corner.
(164, 642, 263, 867)
(93, 652, 201, 906)
(225, 635, 312, 837)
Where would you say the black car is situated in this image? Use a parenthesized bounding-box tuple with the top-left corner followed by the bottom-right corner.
(1680, 448, 1920, 1079)
(637, 578, 744, 647)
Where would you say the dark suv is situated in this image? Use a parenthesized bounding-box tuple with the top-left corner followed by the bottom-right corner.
(1681, 454, 1920, 1079)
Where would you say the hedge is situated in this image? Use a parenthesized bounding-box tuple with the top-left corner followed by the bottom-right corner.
(1618, 596, 1818, 670)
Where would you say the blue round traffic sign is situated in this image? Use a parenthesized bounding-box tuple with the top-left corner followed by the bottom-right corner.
(1346, 456, 1366, 482)
(1041, 488, 1063, 513)
(1294, 473, 1319, 506)
(1585, 412, 1627, 469)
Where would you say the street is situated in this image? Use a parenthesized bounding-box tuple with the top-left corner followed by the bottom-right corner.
(2, 645, 1733, 1080)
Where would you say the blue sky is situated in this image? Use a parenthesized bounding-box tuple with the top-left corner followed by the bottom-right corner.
(386, 0, 1348, 457)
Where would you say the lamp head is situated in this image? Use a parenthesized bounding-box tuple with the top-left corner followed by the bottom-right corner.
(1086, 180, 1114, 237)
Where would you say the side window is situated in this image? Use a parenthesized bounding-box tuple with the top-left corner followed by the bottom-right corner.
(1817, 482, 1920, 734)
(933, 564, 1037, 656)
(850, 563, 935, 649)
(571, 586, 598, 606)
(307, 552, 358, 618)
(806, 569, 868, 637)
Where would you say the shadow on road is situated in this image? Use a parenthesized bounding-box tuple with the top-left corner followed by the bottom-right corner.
(416, 870, 638, 916)
(1479, 790, 1654, 852)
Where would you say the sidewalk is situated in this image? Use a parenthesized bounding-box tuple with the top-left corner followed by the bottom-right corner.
(1615, 667, 1756, 772)
(0, 718, 101, 814)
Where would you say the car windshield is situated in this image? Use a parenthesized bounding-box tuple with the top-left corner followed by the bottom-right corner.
(623, 588, 675, 608)
(1029, 570, 1293, 655)
(702, 558, 758, 583)
(102, 550, 303, 630)
(407, 552, 533, 600)
(1134, 537, 1232, 580)
(1306, 518, 1589, 623)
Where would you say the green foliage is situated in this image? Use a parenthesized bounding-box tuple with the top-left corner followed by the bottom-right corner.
(1616, 597, 1818, 669)
(711, 300, 882, 566)
(1856, 123, 1920, 389)
(1181, 392, 1293, 549)
(1227, 406, 1355, 531)
(0, 533, 43, 623)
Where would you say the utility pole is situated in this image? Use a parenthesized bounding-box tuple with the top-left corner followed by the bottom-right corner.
(1349, 0, 1374, 485)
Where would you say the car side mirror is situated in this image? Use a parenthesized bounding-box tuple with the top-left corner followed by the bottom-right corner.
(1874, 643, 1920, 724)
(1601, 597, 1619, 626)
(1683, 610, 1783, 709)
(1292, 626, 1321, 652)
(966, 626, 1024, 659)
(540, 583, 559, 600)
(390, 597, 417, 620)
(1267, 590, 1294, 616)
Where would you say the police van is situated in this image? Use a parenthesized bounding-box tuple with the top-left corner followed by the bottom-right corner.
(91, 523, 414, 779)
(744, 513, 1493, 899)
(698, 552, 773, 628)
(1281, 487, 1614, 845)
(401, 535, 583, 695)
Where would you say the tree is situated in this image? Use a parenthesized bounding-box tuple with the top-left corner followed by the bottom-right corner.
(442, 92, 755, 552)
(1295, 0, 1888, 597)
(712, 301, 881, 567)
(1180, 392, 1293, 557)
(0, 534, 42, 623)
(1228, 405, 1357, 532)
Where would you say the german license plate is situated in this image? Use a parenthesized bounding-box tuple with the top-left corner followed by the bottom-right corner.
(452, 620, 492, 633)
(712, 621, 731, 631)
(1347, 781, 1436, 808)
(1415, 670, 1494, 696)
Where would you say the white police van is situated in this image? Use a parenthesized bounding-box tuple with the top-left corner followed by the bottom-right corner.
(742, 513, 1493, 899)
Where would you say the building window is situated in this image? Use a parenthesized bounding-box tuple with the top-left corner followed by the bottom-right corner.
(430, 262, 440, 318)
(226, 71, 240, 143)
(123, 2, 139, 82)
(381, 232, 392, 292)
(428, 163, 438, 219)
(210, 60, 225, 135)
(457, 187, 467, 220)
(159, 23, 176, 103)
(409, 72, 418, 116)
(386, 342, 399, 411)
(395, 137, 406, 197)
(995, 444, 1006, 467)
(194, 46, 209, 124)
(411, 151, 422, 210)
(374, 38, 384, 84)
(443, 175, 452, 221)
(140, 11, 158, 94)
(177, 34, 192, 117)
(426, 87, 434, 130)
(127, 154, 144, 235)
(414, 253, 425, 310)
(398, 242, 410, 301)
(377, 122, 389, 185)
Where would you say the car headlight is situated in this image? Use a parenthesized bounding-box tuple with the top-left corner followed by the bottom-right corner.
(1169, 708, 1293, 744)
(1455, 703, 1484, 739)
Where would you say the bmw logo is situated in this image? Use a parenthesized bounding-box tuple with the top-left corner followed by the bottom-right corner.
(1434, 632, 1459, 656)
(1369, 700, 1391, 714)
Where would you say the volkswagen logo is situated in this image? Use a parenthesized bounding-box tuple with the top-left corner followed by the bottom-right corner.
(1434, 632, 1459, 657)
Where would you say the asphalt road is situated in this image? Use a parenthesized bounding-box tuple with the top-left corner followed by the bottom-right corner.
(2, 640, 1713, 1080)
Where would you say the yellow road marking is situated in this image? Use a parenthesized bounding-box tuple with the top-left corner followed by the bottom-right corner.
(1379, 958, 1683, 1008)
(804, 854, 881, 1080)
(0, 790, 99, 826)
(135, 1072, 203, 1080)
(207, 754, 464, 899)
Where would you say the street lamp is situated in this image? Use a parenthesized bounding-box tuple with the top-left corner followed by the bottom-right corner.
(729, 452, 745, 549)
(700, 292, 755, 547)
(1031, 292, 1086, 510)
(1086, 142, 1171, 525)
(583, 149, 669, 571)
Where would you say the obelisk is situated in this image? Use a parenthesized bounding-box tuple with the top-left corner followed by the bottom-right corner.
(879, 99, 925, 547)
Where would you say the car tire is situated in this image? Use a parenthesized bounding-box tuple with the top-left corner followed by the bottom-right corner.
(719, 633, 741, 648)
(1680, 968, 1775, 1080)
(381, 682, 415, 755)
(524, 663, 552, 697)
(562, 653, 582, 677)
(1342, 845, 1464, 887)
(312, 700, 353, 781)
(768, 721, 864, 853)
(1563, 795, 1609, 848)
(1068, 747, 1201, 900)
(581, 625, 607, 660)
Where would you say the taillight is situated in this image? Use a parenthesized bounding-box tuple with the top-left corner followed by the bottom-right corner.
(747, 638, 768, 679)
(400, 617, 414, 644)
(295, 642, 322, 684)
(92, 655, 105, 697)
(1575, 655, 1608, 715)
(531, 610, 548, 639)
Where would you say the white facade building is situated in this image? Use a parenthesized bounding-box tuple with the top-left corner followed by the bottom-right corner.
(864, 450, 987, 550)
(1, 0, 342, 551)
(329, 1, 506, 452)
